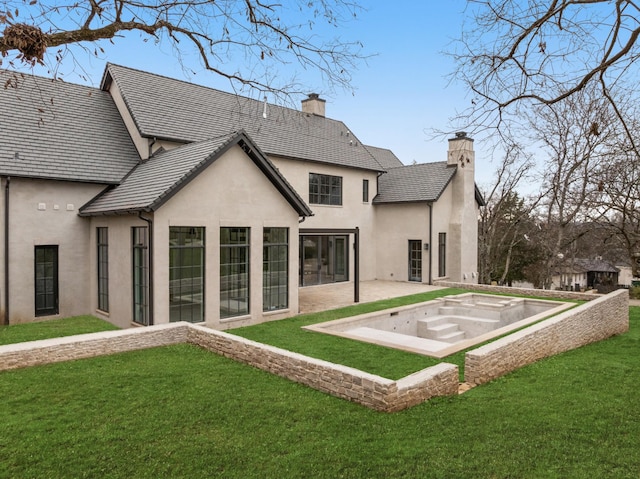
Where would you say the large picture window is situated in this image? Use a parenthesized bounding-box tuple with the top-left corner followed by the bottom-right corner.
(34, 245, 58, 316)
(220, 227, 250, 319)
(170, 227, 205, 323)
(97, 227, 109, 312)
(132, 227, 149, 325)
(309, 173, 342, 205)
(263, 228, 288, 312)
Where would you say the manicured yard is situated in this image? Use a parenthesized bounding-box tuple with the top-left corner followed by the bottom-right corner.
(0, 315, 120, 346)
(1, 299, 636, 478)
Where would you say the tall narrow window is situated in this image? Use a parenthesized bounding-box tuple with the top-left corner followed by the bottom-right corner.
(97, 227, 109, 312)
(169, 227, 205, 323)
(309, 173, 342, 205)
(438, 232, 447, 278)
(362, 179, 369, 203)
(34, 245, 58, 316)
(132, 227, 149, 325)
(220, 227, 250, 319)
(263, 228, 288, 311)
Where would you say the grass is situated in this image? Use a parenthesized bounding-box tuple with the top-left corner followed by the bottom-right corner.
(0, 315, 120, 346)
(232, 287, 468, 378)
(231, 287, 579, 379)
(0, 307, 639, 478)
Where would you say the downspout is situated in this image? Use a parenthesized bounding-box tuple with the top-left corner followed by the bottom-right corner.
(3, 176, 9, 325)
(428, 203, 433, 285)
(138, 212, 154, 326)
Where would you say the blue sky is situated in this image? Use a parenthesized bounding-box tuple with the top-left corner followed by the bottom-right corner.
(18, 1, 494, 183)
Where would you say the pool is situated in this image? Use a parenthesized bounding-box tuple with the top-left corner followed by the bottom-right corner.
(303, 293, 574, 358)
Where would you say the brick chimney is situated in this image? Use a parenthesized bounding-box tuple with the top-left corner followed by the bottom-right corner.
(301, 93, 326, 117)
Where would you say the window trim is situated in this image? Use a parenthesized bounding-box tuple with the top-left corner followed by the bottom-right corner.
(132, 227, 149, 326)
(220, 227, 250, 319)
(169, 226, 205, 324)
(438, 232, 447, 278)
(309, 173, 343, 206)
(34, 245, 59, 317)
(263, 227, 289, 312)
(362, 179, 369, 203)
(96, 227, 109, 313)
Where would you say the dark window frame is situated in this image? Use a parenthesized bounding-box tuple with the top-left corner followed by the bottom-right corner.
(132, 227, 149, 325)
(408, 240, 422, 282)
(97, 227, 109, 312)
(220, 227, 250, 319)
(362, 179, 369, 203)
(263, 227, 289, 312)
(309, 173, 342, 206)
(438, 232, 447, 277)
(34, 245, 59, 316)
(169, 226, 205, 323)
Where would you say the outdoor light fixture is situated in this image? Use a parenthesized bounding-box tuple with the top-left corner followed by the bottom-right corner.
(424, 243, 429, 250)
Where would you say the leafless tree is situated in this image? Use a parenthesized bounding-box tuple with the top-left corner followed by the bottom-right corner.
(526, 88, 616, 287)
(451, 0, 640, 153)
(0, 0, 366, 96)
(588, 119, 640, 276)
(478, 143, 537, 284)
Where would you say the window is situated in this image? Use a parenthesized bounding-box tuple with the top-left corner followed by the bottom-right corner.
(363, 179, 369, 202)
(97, 227, 109, 312)
(132, 227, 149, 325)
(220, 227, 250, 319)
(263, 228, 288, 311)
(309, 173, 342, 205)
(34, 245, 58, 316)
(438, 232, 447, 277)
(170, 227, 205, 323)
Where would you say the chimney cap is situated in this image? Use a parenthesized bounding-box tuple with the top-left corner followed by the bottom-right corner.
(455, 131, 468, 138)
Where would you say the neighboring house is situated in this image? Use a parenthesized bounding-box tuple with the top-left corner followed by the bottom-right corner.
(0, 64, 483, 329)
(552, 258, 620, 291)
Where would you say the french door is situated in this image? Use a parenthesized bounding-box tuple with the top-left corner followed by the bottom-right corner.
(300, 235, 349, 286)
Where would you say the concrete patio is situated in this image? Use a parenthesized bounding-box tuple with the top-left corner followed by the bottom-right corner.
(298, 280, 445, 314)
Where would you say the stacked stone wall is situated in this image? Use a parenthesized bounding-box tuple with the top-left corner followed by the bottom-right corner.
(464, 289, 628, 385)
(434, 280, 600, 301)
(0, 321, 459, 412)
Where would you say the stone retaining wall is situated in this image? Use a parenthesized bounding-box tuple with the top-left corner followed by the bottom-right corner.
(464, 289, 629, 385)
(0, 322, 459, 412)
(0, 323, 189, 372)
(435, 280, 600, 301)
(187, 325, 459, 412)
(0, 288, 629, 411)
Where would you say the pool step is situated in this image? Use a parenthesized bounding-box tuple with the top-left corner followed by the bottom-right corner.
(423, 322, 466, 343)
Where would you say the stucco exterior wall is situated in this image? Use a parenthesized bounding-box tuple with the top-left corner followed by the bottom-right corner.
(1, 178, 105, 324)
(106, 81, 150, 159)
(87, 215, 149, 329)
(271, 156, 380, 281)
(152, 145, 302, 329)
(446, 136, 479, 284)
(374, 203, 430, 282)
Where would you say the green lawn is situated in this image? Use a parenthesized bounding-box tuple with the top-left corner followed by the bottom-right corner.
(1, 298, 636, 478)
(0, 315, 120, 346)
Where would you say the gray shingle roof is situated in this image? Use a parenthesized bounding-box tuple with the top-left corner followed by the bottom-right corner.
(373, 162, 456, 204)
(80, 131, 312, 217)
(102, 64, 385, 172)
(365, 145, 403, 169)
(0, 70, 139, 183)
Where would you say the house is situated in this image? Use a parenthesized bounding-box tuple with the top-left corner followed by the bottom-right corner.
(552, 258, 620, 291)
(0, 64, 483, 329)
